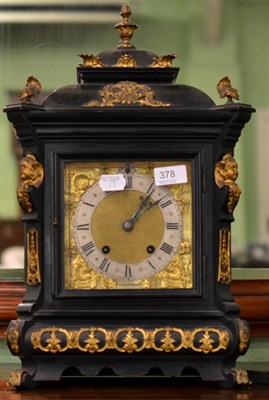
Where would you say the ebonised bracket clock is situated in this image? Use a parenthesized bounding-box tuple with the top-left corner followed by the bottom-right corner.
(5, 5, 255, 389)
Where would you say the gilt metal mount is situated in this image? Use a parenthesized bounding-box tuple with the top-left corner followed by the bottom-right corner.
(114, 5, 138, 49)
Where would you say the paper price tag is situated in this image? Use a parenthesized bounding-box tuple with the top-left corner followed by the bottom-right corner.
(99, 174, 126, 191)
(154, 165, 187, 186)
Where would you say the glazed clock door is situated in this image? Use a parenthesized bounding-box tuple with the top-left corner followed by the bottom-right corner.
(63, 160, 194, 291)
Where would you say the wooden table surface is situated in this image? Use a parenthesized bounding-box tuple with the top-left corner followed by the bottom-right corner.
(1, 376, 269, 400)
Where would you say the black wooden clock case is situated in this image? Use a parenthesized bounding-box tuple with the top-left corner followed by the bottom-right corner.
(5, 33, 254, 388)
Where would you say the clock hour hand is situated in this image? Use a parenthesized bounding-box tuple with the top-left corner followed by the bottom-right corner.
(122, 189, 155, 231)
(130, 189, 155, 221)
(122, 191, 170, 232)
(146, 192, 169, 210)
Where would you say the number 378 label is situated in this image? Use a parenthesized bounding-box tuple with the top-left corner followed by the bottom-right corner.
(154, 165, 187, 186)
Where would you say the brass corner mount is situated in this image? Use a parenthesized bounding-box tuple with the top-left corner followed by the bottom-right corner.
(217, 76, 239, 104)
(19, 76, 41, 103)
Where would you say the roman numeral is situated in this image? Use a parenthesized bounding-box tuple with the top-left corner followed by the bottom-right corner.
(76, 223, 90, 230)
(83, 202, 95, 208)
(99, 258, 111, 272)
(146, 182, 154, 194)
(166, 222, 179, 230)
(160, 242, 174, 255)
(125, 265, 132, 278)
(160, 199, 172, 209)
(147, 260, 156, 270)
(81, 241, 95, 256)
(126, 176, 132, 189)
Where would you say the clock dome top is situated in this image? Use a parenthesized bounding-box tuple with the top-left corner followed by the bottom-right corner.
(76, 4, 179, 85)
(11, 4, 230, 109)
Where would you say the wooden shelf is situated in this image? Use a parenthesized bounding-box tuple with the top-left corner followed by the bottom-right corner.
(232, 279, 269, 337)
(0, 281, 25, 338)
(1, 279, 268, 339)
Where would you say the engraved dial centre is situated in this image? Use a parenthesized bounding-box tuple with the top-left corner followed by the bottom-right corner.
(91, 190, 164, 264)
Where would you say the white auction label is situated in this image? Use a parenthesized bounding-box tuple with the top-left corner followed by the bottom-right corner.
(99, 174, 126, 191)
(154, 165, 188, 186)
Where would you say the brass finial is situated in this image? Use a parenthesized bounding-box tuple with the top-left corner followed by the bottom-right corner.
(114, 5, 138, 49)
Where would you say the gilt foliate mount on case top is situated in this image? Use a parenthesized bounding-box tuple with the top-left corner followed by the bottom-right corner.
(64, 161, 192, 290)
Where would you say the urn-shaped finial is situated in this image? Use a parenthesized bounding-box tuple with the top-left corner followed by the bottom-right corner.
(114, 5, 138, 49)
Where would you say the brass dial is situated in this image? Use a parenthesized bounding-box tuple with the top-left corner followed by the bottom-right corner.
(74, 173, 182, 281)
